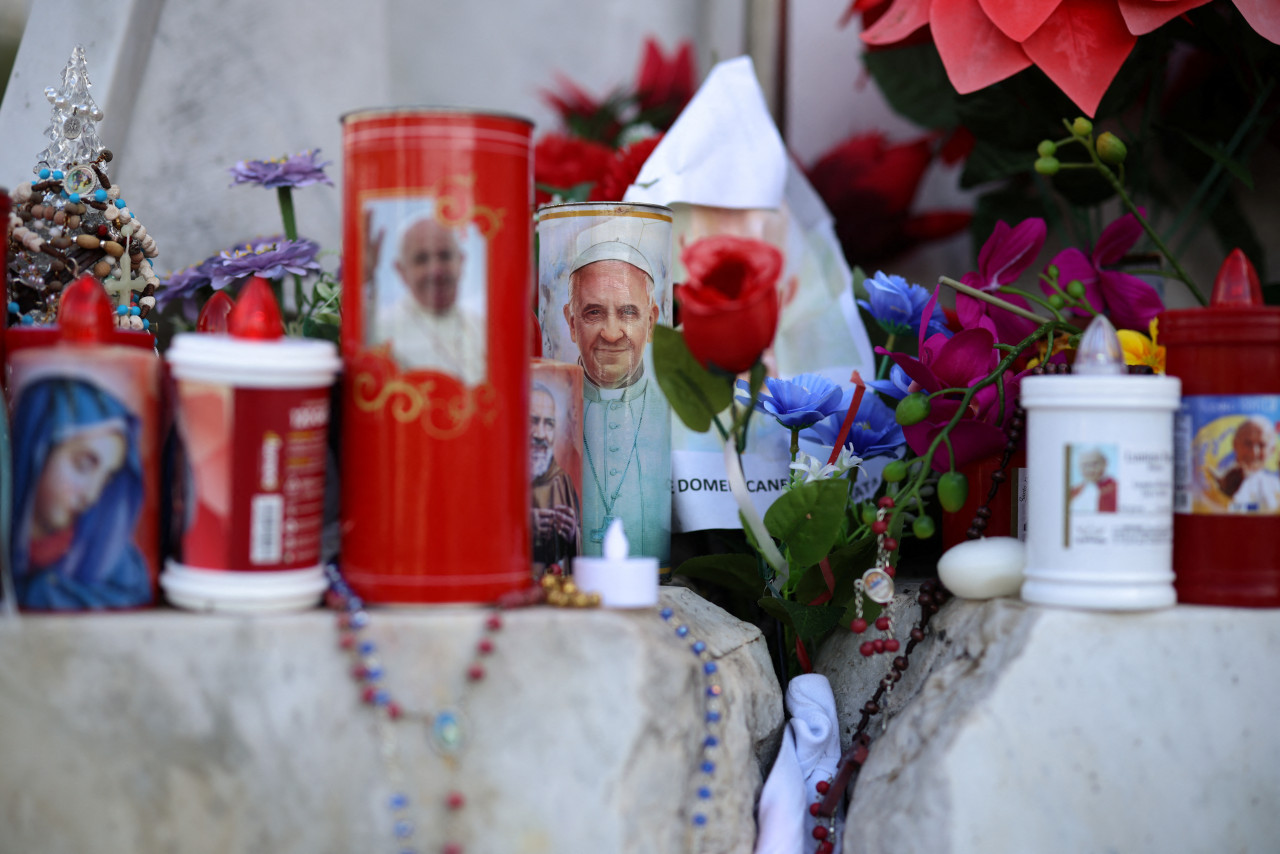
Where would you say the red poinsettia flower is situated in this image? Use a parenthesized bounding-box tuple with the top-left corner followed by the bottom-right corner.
(534, 134, 615, 205)
(807, 131, 971, 268)
(635, 38, 695, 125)
(859, 0, 1280, 117)
(590, 135, 663, 202)
(678, 235, 783, 373)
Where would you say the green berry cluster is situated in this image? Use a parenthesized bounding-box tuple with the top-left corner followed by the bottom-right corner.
(1033, 117, 1128, 178)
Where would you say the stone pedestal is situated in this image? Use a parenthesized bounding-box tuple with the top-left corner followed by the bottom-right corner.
(818, 596, 1280, 854)
(0, 587, 782, 854)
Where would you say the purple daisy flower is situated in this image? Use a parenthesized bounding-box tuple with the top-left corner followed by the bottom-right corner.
(229, 149, 333, 189)
(210, 237, 321, 290)
(156, 255, 220, 311)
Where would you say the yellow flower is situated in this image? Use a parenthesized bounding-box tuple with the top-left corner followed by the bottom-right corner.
(1117, 318, 1166, 374)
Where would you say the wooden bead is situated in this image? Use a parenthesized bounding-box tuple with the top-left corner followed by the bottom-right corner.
(93, 260, 112, 277)
(76, 234, 100, 249)
(102, 240, 124, 257)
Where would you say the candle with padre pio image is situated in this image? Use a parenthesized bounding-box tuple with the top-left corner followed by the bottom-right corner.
(535, 202, 673, 569)
(529, 359, 584, 577)
(5, 276, 161, 611)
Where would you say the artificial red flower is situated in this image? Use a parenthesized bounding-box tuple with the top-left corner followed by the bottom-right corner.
(540, 74, 625, 146)
(807, 132, 971, 268)
(859, 0, 1280, 117)
(590, 135, 663, 202)
(678, 235, 783, 373)
(635, 38, 695, 124)
(533, 134, 615, 205)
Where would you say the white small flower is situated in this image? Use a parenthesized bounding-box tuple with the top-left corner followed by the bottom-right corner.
(831, 446, 863, 477)
(790, 451, 839, 484)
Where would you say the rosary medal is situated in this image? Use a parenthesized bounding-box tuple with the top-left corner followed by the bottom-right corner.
(861, 568, 895, 604)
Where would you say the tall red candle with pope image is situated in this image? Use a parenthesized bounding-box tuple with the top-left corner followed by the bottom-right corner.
(340, 109, 534, 603)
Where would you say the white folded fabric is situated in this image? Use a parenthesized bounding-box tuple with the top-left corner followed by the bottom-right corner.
(754, 673, 844, 853)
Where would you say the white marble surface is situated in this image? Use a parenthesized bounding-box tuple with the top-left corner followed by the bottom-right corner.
(0, 586, 783, 854)
(819, 596, 1280, 854)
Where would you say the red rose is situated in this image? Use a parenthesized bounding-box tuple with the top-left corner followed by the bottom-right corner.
(534, 134, 614, 205)
(635, 38, 695, 126)
(678, 235, 782, 373)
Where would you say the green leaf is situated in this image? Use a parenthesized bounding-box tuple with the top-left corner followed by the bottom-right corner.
(757, 597, 847, 644)
(763, 479, 848, 568)
(822, 537, 878, 609)
(959, 139, 1036, 188)
(863, 44, 957, 129)
(673, 554, 765, 600)
(652, 325, 735, 433)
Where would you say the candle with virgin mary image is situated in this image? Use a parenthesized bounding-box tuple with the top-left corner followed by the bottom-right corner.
(536, 202, 673, 569)
(7, 348, 160, 611)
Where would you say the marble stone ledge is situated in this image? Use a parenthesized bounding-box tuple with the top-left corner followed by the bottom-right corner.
(818, 596, 1280, 854)
(0, 586, 783, 854)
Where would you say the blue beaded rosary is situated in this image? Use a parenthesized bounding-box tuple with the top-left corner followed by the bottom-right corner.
(326, 564, 725, 852)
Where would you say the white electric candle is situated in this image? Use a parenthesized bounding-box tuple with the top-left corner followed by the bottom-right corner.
(572, 519, 659, 608)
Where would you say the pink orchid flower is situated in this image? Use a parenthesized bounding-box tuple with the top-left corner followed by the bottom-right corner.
(876, 288, 1020, 470)
(1043, 212, 1164, 332)
(957, 218, 1047, 346)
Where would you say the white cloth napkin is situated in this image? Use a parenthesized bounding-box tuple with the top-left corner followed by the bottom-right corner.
(755, 673, 844, 854)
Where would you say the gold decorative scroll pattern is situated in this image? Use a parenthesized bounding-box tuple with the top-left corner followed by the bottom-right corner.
(353, 373, 499, 439)
(431, 173, 504, 237)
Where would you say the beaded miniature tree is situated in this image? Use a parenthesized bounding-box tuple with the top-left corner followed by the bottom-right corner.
(6, 45, 161, 330)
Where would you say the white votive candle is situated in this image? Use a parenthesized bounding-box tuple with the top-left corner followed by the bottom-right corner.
(573, 519, 659, 608)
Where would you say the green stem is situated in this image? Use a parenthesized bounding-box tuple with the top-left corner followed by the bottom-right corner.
(889, 320, 1069, 529)
(277, 186, 307, 321)
(998, 286, 1063, 322)
(939, 276, 1075, 329)
(790, 427, 801, 465)
(1069, 125, 1207, 306)
(877, 333, 896, 380)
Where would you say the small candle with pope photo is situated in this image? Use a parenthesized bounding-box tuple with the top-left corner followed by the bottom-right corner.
(572, 519, 658, 609)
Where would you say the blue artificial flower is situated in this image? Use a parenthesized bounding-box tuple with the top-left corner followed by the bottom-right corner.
(737, 373, 845, 430)
(864, 363, 914, 401)
(858, 271, 949, 338)
(804, 388, 905, 460)
(229, 149, 334, 189)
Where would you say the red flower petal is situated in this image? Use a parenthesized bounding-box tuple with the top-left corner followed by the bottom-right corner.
(1117, 0, 1212, 36)
(933, 327, 998, 389)
(861, 0, 932, 45)
(977, 0, 1064, 43)
(1234, 0, 1280, 44)
(1021, 0, 1137, 117)
(590, 136, 662, 202)
(931, 0, 1033, 94)
(902, 210, 972, 242)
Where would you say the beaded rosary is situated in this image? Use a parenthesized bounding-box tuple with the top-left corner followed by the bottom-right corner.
(325, 564, 726, 852)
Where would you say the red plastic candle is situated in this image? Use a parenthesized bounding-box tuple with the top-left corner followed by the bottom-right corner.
(1162, 250, 1280, 607)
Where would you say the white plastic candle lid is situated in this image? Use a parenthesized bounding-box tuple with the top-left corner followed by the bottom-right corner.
(572, 519, 659, 608)
(166, 333, 341, 388)
(161, 561, 328, 614)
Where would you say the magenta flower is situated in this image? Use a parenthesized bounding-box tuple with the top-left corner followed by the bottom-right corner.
(1042, 212, 1163, 332)
(229, 149, 333, 189)
(956, 218, 1047, 345)
(878, 288, 1019, 471)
